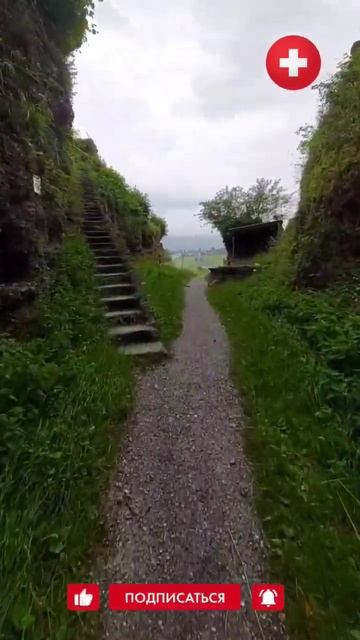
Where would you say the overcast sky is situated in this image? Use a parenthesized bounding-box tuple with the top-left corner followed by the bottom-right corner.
(74, 0, 360, 236)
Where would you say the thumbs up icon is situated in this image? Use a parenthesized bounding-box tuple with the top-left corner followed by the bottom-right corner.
(74, 589, 93, 607)
(67, 584, 100, 611)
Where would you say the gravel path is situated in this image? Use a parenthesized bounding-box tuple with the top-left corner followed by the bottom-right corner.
(98, 278, 287, 640)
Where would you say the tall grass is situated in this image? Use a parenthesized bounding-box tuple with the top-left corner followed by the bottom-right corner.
(209, 263, 360, 639)
(0, 235, 133, 639)
(134, 259, 193, 344)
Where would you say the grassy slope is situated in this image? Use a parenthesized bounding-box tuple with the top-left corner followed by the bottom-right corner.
(134, 259, 193, 344)
(208, 240, 360, 639)
(0, 236, 134, 639)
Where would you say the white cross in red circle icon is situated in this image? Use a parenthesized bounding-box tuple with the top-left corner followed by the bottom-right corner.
(280, 49, 308, 77)
(266, 35, 321, 90)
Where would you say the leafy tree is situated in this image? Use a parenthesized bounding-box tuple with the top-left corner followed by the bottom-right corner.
(199, 178, 291, 237)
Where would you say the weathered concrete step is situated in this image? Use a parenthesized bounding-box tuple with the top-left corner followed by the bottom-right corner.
(102, 294, 139, 310)
(88, 241, 116, 248)
(87, 235, 113, 241)
(108, 324, 157, 343)
(84, 232, 112, 242)
(96, 249, 121, 262)
(97, 264, 125, 273)
(95, 272, 130, 283)
(118, 341, 167, 357)
(99, 283, 135, 295)
(83, 224, 107, 231)
(86, 236, 115, 249)
(105, 309, 144, 322)
(86, 237, 112, 244)
(91, 247, 121, 260)
(94, 252, 124, 267)
(87, 238, 116, 251)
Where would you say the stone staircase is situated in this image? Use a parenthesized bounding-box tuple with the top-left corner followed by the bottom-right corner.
(83, 198, 166, 358)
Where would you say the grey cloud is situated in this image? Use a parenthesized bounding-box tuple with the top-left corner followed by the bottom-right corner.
(192, 0, 335, 32)
(189, 0, 354, 119)
(74, 0, 360, 236)
(151, 192, 203, 212)
(95, 1, 130, 30)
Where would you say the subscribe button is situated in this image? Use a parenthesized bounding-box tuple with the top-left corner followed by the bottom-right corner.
(108, 584, 241, 611)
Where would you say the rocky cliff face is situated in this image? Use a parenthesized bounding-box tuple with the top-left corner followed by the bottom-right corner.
(0, 0, 75, 287)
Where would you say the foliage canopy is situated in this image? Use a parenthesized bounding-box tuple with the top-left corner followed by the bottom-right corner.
(199, 178, 291, 238)
(38, 0, 99, 53)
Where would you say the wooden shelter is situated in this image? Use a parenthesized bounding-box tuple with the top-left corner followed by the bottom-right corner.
(224, 220, 283, 261)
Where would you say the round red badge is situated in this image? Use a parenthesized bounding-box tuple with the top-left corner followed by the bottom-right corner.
(266, 35, 321, 90)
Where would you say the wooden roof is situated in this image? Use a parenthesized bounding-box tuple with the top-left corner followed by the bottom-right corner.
(228, 220, 282, 236)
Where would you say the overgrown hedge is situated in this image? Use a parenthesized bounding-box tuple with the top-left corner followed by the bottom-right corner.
(75, 138, 167, 253)
(294, 47, 360, 284)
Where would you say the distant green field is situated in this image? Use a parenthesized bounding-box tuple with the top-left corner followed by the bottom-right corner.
(172, 253, 226, 270)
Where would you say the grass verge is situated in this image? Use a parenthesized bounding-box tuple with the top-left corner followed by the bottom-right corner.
(134, 259, 193, 344)
(208, 260, 360, 639)
(0, 235, 134, 640)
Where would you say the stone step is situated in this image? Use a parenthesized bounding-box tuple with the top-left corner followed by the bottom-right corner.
(86, 237, 111, 243)
(108, 324, 157, 343)
(83, 198, 164, 358)
(84, 227, 112, 241)
(95, 272, 130, 283)
(105, 309, 144, 322)
(96, 262, 125, 275)
(88, 240, 116, 251)
(92, 247, 121, 260)
(83, 227, 107, 234)
(84, 227, 108, 233)
(99, 283, 135, 295)
(87, 235, 113, 241)
(118, 341, 167, 357)
(88, 241, 113, 247)
(101, 294, 139, 310)
(87, 239, 115, 246)
(95, 259, 124, 268)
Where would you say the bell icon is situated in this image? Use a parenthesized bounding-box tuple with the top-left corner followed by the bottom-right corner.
(260, 589, 277, 607)
(252, 584, 284, 611)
